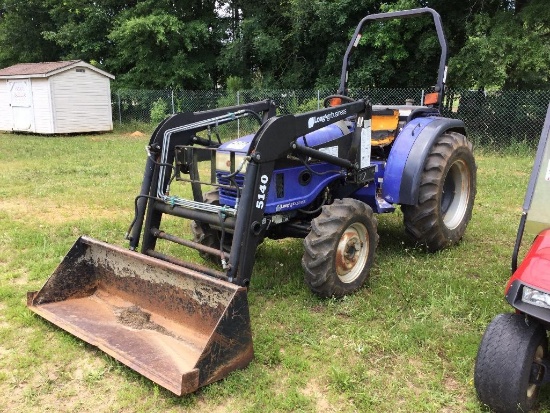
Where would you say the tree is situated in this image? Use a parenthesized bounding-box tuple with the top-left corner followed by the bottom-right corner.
(106, 0, 222, 89)
(0, 0, 61, 67)
(217, 0, 383, 89)
(216, 0, 516, 91)
(449, 0, 550, 89)
(42, 0, 135, 67)
(1, 0, 546, 91)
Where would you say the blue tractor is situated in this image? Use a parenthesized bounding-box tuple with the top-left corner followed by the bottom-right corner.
(137, 6, 475, 298)
(27, 8, 476, 396)
(130, 7, 476, 299)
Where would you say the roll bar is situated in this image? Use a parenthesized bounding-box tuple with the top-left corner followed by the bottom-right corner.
(337, 7, 448, 110)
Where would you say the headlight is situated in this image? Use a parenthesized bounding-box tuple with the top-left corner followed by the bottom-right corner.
(522, 285, 550, 310)
(215, 152, 248, 173)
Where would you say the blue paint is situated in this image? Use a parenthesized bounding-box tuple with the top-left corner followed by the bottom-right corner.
(217, 124, 345, 155)
(215, 114, 442, 214)
(382, 117, 435, 204)
(351, 160, 395, 213)
(217, 124, 348, 213)
(218, 163, 343, 214)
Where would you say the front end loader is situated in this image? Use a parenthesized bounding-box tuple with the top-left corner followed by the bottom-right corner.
(28, 8, 476, 395)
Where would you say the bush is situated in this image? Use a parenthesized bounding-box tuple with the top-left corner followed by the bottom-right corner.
(150, 98, 169, 124)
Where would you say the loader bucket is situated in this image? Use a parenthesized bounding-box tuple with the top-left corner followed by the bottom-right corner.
(27, 236, 253, 395)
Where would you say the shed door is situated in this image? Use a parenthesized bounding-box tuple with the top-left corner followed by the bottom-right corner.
(8, 79, 34, 131)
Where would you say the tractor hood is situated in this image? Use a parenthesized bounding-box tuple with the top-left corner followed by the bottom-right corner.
(218, 133, 255, 153)
(218, 123, 348, 155)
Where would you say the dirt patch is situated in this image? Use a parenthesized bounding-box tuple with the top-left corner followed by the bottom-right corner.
(115, 306, 179, 339)
(310, 304, 325, 313)
(11, 274, 29, 286)
(127, 131, 146, 137)
(301, 378, 332, 412)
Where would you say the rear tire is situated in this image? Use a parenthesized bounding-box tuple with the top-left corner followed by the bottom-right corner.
(474, 313, 548, 413)
(402, 131, 476, 251)
(302, 199, 378, 298)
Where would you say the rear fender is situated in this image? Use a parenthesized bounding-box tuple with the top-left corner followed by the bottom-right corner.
(383, 117, 466, 205)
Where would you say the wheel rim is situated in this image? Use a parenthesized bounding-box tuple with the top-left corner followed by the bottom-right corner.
(527, 344, 545, 399)
(441, 159, 471, 230)
(335, 222, 369, 284)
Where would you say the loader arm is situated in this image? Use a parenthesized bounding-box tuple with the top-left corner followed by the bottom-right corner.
(128, 100, 277, 252)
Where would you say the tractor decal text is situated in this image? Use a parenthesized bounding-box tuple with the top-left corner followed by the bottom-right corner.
(307, 109, 347, 129)
(255, 174, 269, 209)
(275, 200, 307, 212)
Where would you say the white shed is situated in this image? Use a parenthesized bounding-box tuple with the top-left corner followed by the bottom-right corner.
(0, 60, 115, 134)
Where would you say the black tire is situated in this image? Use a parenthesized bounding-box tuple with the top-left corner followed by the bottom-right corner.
(402, 131, 476, 252)
(474, 313, 548, 413)
(190, 190, 231, 262)
(302, 198, 378, 298)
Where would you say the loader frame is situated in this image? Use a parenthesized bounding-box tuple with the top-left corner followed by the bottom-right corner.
(128, 99, 371, 287)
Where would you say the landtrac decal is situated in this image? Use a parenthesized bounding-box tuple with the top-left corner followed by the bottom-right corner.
(307, 109, 347, 129)
(275, 200, 307, 212)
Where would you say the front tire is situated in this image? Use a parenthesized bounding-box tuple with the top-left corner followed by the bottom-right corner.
(474, 313, 548, 413)
(402, 131, 476, 251)
(190, 190, 232, 262)
(302, 198, 378, 298)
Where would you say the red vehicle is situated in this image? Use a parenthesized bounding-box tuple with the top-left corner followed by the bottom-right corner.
(475, 103, 550, 413)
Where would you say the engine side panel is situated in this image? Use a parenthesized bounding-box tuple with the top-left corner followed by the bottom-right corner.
(217, 123, 349, 214)
(219, 164, 342, 214)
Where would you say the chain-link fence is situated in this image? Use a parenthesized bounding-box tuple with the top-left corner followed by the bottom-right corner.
(112, 88, 550, 151)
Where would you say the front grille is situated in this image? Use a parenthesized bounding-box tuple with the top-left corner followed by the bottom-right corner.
(217, 172, 245, 199)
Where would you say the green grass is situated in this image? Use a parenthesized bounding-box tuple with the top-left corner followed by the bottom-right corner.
(0, 131, 547, 412)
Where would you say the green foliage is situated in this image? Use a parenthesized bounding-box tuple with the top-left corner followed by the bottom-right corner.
(150, 98, 169, 124)
(0, 1, 548, 91)
(450, 0, 550, 89)
(107, 2, 216, 89)
(346, 0, 441, 89)
(0, 0, 61, 66)
(42, 0, 121, 65)
(296, 97, 321, 113)
(226, 76, 244, 92)
(216, 76, 241, 107)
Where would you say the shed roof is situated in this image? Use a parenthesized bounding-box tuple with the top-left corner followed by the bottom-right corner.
(0, 60, 115, 79)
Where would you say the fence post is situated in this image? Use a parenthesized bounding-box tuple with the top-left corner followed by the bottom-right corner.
(171, 89, 175, 114)
(420, 89, 425, 106)
(317, 90, 320, 109)
(117, 91, 122, 125)
(237, 91, 240, 136)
